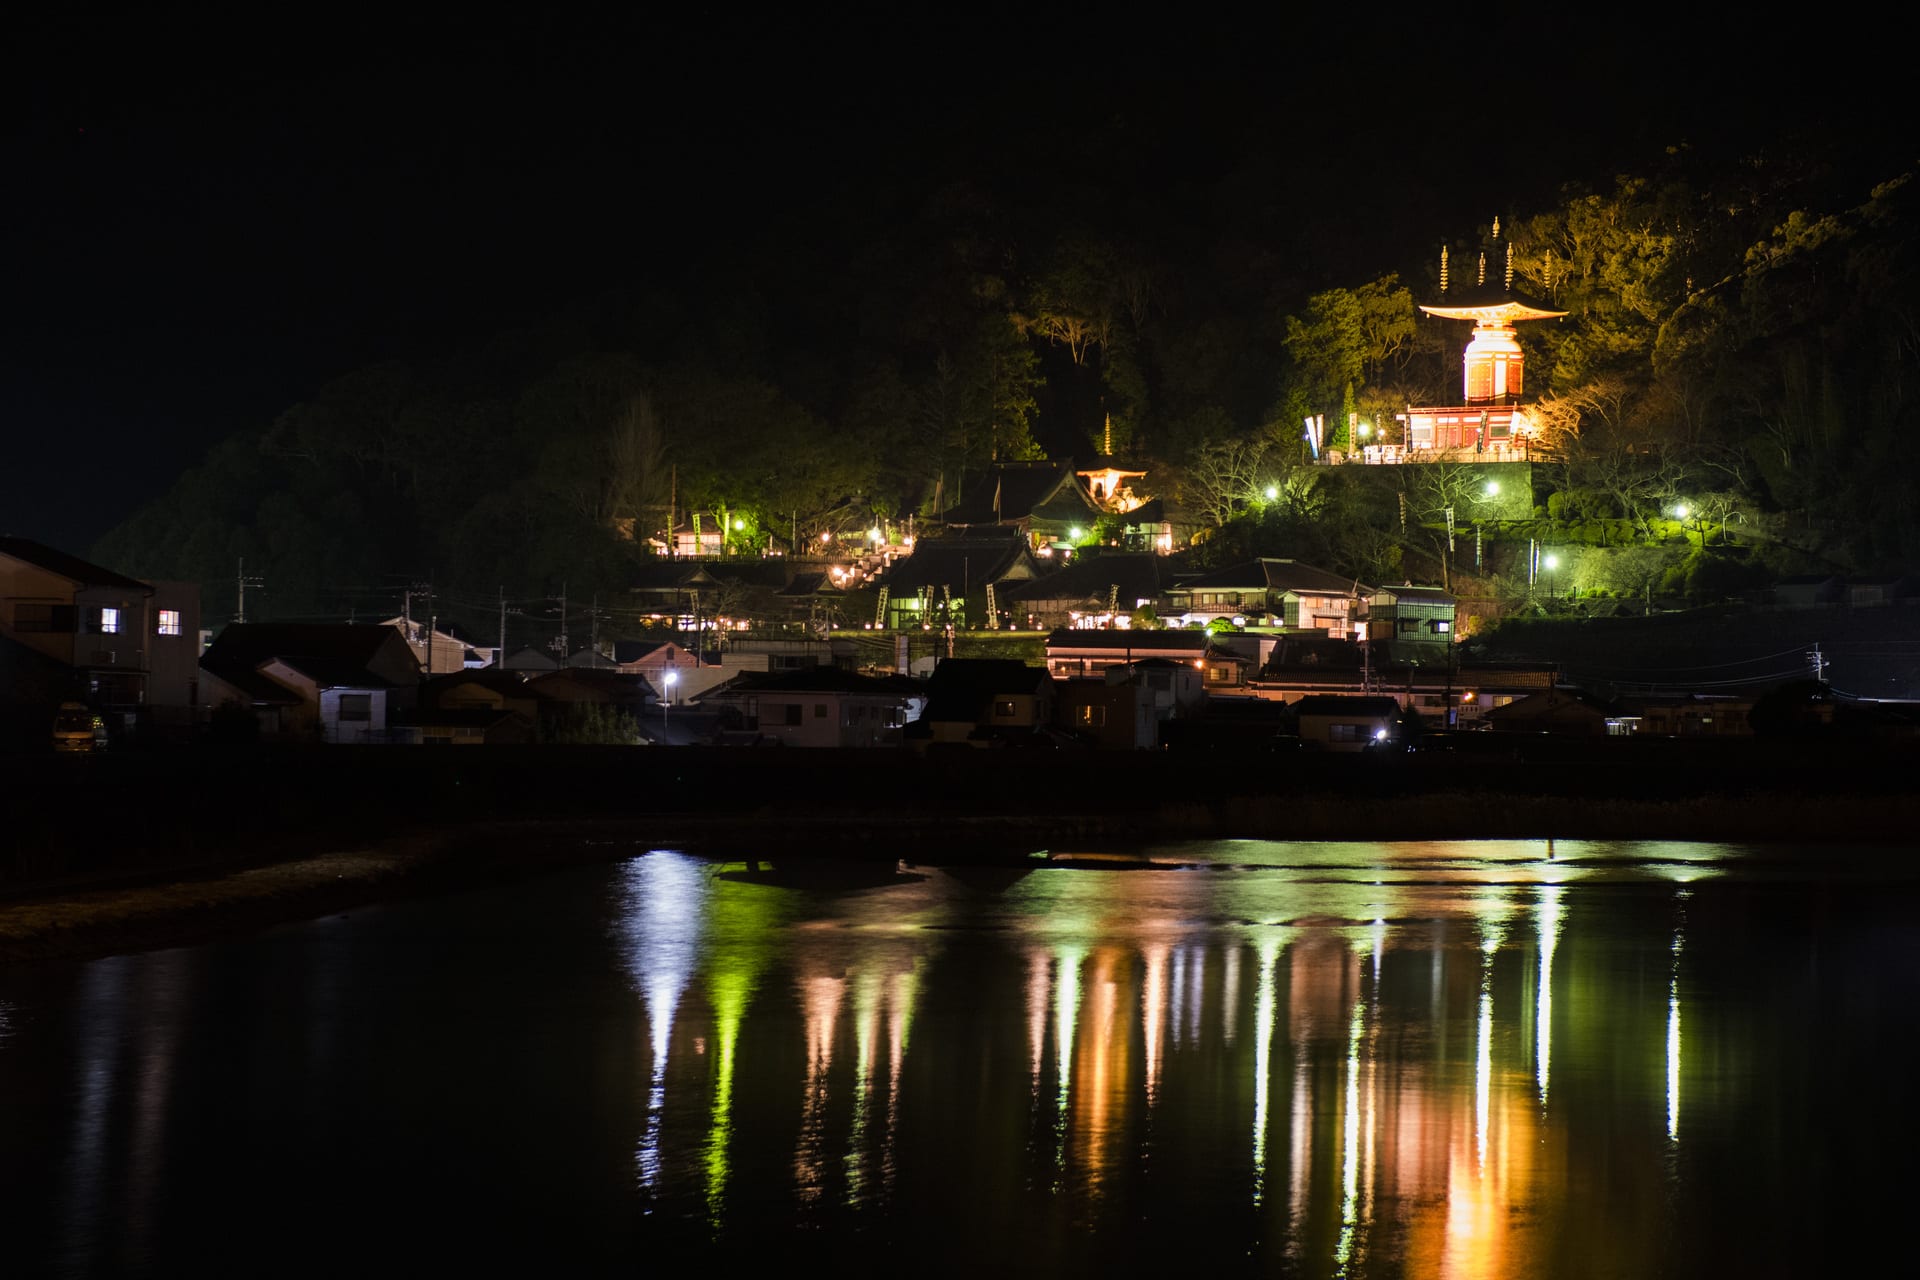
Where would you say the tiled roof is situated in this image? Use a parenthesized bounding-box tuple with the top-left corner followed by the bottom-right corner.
(1044, 628, 1208, 654)
(1004, 551, 1168, 604)
(1176, 558, 1367, 595)
(884, 531, 1038, 591)
(942, 461, 1096, 525)
(203, 623, 407, 673)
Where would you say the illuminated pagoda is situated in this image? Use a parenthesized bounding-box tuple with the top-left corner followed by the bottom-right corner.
(1395, 219, 1566, 458)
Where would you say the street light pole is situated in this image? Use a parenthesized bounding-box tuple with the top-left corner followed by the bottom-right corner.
(663, 669, 678, 730)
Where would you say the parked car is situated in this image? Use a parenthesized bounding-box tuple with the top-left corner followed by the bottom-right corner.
(52, 702, 108, 753)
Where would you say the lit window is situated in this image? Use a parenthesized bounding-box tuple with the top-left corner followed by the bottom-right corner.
(992, 699, 1017, 718)
(1077, 706, 1107, 728)
(158, 609, 182, 636)
(96, 607, 121, 635)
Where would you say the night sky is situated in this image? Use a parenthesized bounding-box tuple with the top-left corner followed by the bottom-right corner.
(3, 18, 1899, 554)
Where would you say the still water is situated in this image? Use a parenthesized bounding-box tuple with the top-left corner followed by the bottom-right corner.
(2, 840, 1915, 1277)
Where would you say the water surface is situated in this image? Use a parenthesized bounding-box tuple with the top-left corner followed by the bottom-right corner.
(1, 839, 1913, 1276)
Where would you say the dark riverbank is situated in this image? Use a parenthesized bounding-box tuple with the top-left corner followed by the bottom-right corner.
(3, 737, 1915, 961)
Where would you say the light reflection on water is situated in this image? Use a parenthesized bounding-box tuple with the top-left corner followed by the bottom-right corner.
(3, 839, 1916, 1276)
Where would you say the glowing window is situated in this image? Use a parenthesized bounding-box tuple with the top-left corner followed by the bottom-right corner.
(96, 607, 121, 634)
(158, 609, 182, 636)
(1077, 706, 1107, 728)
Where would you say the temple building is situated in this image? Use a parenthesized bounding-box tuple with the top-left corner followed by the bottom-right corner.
(1389, 220, 1567, 460)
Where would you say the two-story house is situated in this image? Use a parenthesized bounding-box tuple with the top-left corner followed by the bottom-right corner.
(200, 623, 420, 742)
(1165, 559, 1369, 637)
(0, 537, 202, 737)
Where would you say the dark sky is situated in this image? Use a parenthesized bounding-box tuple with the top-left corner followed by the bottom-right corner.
(3, 18, 1901, 554)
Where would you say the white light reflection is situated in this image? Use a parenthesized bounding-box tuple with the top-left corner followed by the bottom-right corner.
(617, 851, 708, 1193)
(1142, 942, 1169, 1109)
(1333, 999, 1366, 1273)
(1668, 895, 1687, 1144)
(1026, 949, 1049, 1103)
(1535, 885, 1565, 1106)
(1249, 934, 1282, 1206)
(1475, 920, 1506, 1171)
(1052, 945, 1084, 1178)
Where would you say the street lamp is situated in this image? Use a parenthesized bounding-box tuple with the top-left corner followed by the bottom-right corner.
(663, 669, 678, 726)
(1264, 484, 1279, 502)
(1543, 553, 1560, 601)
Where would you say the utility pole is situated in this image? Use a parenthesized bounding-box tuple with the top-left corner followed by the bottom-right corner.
(1809, 642, 1829, 683)
(236, 558, 264, 623)
(498, 587, 507, 662)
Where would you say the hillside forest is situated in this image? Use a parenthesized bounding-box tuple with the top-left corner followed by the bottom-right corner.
(94, 126, 1920, 642)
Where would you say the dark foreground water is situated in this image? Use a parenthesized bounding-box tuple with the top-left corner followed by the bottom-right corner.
(2, 840, 1916, 1277)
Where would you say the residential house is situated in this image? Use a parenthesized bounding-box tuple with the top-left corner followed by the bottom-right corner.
(1003, 550, 1170, 631)
(1611, 693, 1756, 737)
(881, 529, 1045, 631)
(1482, 687, 1612, 736)
(1290, 695, 1403, 751)
(1043, 627, 1208, 679)
(382, 615, 495, 675)
(1366, 585, 1459, 662)
(500, 646, 562, 673)
(1053, 676, 1159, 748)
(0, 538, 203, 734)
(200, 623, 420, 742)
(1165, 559, 1370, 636)
(1051, 658, 1204, 747)
(700, 667, 916, 748)
(905, 658, 1057, 749)
(1248, 639, 1555, 728)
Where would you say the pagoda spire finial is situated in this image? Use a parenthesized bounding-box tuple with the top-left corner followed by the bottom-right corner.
(1492, 214, 1501, 240)
(1544, 250, 1554, 291)
(1477, 252, 1486, 288)
(1440, 245, 1449, 294)
(1103, 412, 1112, 456)
(1505, 241, 1514, 292)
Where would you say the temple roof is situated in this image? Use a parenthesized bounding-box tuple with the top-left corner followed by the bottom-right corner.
(1420, 280, 1566, 324)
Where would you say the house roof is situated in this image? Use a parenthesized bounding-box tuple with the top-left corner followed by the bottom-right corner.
(1371, 584, 1457, 605)
(1004, 550, 1169, 606)
(0, 537, 153, 594)
(612, 639, 688, 664)
(203, 623, 412, 679)
(1483, 687, 1612, 721)
(1044, 628, 1209, 655)
(529, 668, 653, 703)
(501, 646, 561, 671)
(272, 656, 405, 689)
(884, 530, 1040, 592)
(714, 667, 916, 697)
(628, 559, 794, 592)
(206, 667, 304, 705)
(941, 461, 1100, 526)
(1175, 558, 1368, 596)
